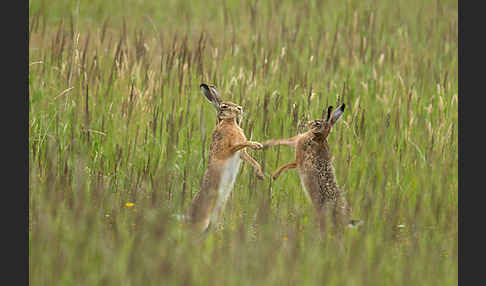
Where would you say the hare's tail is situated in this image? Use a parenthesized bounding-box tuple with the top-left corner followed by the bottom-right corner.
(347, 219, 364, 229)
(172, 214, 189, 222)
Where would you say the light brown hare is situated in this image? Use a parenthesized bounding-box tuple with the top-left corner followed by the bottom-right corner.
(184, 83, 264, 234)
(263, 104, 361, 236)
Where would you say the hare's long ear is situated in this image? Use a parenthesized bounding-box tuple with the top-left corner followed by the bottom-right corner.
(325, 106, 334, 121)
(330, 103, 345, 125)
(208, 85, 223, 103)
(200, 83, 222, 111)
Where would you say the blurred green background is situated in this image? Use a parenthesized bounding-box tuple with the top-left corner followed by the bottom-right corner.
(29, 0, 458, 285)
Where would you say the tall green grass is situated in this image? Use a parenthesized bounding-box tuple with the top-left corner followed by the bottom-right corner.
(29, 0, 458, 285)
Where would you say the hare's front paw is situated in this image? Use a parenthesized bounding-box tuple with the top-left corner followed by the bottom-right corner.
(256, 170, 265, 180)
(271, 172, 280, 181)
(249, 141, 263, 150)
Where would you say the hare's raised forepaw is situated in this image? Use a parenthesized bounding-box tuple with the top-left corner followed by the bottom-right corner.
(249, 142, 263, 150)
(271, 173, 279, 181)
(256, 170, 265, 180)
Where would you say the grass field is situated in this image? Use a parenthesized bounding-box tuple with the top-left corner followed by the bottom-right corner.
(29, 0, 458, 285)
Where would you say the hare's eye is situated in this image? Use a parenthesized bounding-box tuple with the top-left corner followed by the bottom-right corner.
(237, 106, 242, 111)
(221, 105, 228, 109)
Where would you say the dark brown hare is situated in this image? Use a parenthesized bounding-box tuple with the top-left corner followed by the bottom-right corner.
(264, 104, 362, 236)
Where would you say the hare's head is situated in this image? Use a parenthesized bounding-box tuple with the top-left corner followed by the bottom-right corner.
(200, 83, 243, 121)
(307, 104, 345, 138)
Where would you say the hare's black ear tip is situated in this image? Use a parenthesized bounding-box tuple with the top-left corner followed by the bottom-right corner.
(200, 83, 208, 89)
(340, 103, 346, 110)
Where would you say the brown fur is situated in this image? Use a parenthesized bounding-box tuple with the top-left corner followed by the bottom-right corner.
(264, 104, 355, 235)
(186, 84, 264, 234)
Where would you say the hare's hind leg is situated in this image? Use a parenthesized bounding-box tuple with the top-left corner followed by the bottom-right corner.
(187, 189, 218, 233)
(240, 150, 264, 179)
(272, 161, 297, 180)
